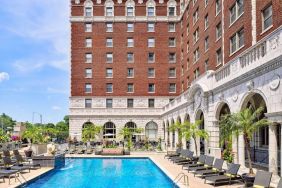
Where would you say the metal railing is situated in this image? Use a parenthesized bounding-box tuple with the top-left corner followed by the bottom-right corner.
(174, 172, 189, 187)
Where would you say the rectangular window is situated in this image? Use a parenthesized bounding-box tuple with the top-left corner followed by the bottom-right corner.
(127, 23, 134, 32)
(106, 38, 113, 47)
(85, 7, 92, 17)
(148, 38, 155, 47)
(169, 53, 176, 62)
(186, 24, 189, 36)
(169, 68, 176, 78)
(193, 28, 199, 43)
(148, 52, 155, 62)
(85, 23, 92, 32)
(204, 14, 209, 29)
(127, 7, 134, 16)
(230, 0, 244, 24)
(106, 99, 113, 108)
(148, 68, 155, 78)
(205, 59, 209, 72)
(194, 68, 200, 79)
(127, 99, 134, 108)
(216, 22, 222, 40)
(181, 65, 184, 75)
(230, 28, 244, 54)
(127, 53, 134, 62)
(204, 36, 209, 51)
(147, 23, 155, 32)
(106, 83, 113, 93)
(187, 76, 190, 88)
(127, 68, 134, 78)
(216, 48, 222, 65)
(205, 0, 208, 7)
(169, 83, 176, 93)
(168, 23, 175, 32)
(148, 84, 155, 93)
(85, 83, 92, 93)
(106, 68, 113, 78)
(181, 81, 184, 92)
(148, 99, 155, 108)
(193, 48, 200, 62)
(216, 0, 221, 15)
(85, 53, 92, 63)
(262, 5, 273, 31)
(168, 38, 176, 47)
(147, 7, 155, 16)
(127, 38, 134, 47)
(106, 53, 113, 63)
(85, 99, 92, 108)
(193, 8, 199, 24)
(106, 7, 113, 16)
(106, 23, 113, 32)
(127, 83, 134, 93)
(85, 68, 92, 78)
(85, 38, 92, 48)
(168, 7, 175, 16)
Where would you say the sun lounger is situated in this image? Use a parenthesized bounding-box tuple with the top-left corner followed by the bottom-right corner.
(170, 150, 189, 162)
(188, 156, 214, 173)
(14, 154, 41, 169)
(194, 158, 224, 177)
(182, 154, 206, 169)
(174, 151, 195, 164)
(252, 170, 272, 188)
(204, 163, 241, 186)
(164, 148, 181, 159)
(0, 169, 19, 184)
(2, 157, 30, 173)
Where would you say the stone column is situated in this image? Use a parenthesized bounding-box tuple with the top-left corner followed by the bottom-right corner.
(238, 134, 245, 166)
(232, 135, 238, 163)
(269, 124, 278, 175)
(169, 131, 173, 150)
(175, 130, 179, 148)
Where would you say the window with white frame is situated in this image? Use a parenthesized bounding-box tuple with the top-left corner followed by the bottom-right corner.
(262, 5, 273, 31)
(216, 22, 222, 40)
(85, 38, 92, 48)
(106, 99, 113, 108)
(106, 68, 113, 77)
(230, 28, 244, 54)
(147, 7, 155, 16)
(148, 99, 155, 108)
(194, 68, 200, 79)
(127, 38, 134, 47)
(169, 83, 176, 93)
(126, 6, 134, 16)
(230, 0, 244, 24)
(204, 14, 209, 29)
(169, 53, 176, 62)
(204, 36, 209, 51)
(106, 53, 113, 63)
(148, 68, 155, 78)
(106, 7, 113, 16)
(106, 23, 113, 32)
(85, 23, 92, 32)
(148, 38, 155, 47)
(127, 23, 134, 32)
(168, 38, 176, 47)
(216, 48, 222, 65)
(168, 23, 175, 32)
(85, 68, 92, 78)
(106, 38, 113, 47)
(205, 0, 208, 7)
(193, 0, 197, 6)
(148, 84, 155, 93)
(85, 7, 93, 17)
(205, 59, 209, 72)
(168, 7, 176, 16)
(216, 0, 221, 15)
(127, 52, 134, 62)
(193, 48, 200, 62)
(193, 8, 199, 24)
(181, 81, 184, 92)
(147, 23, 155, 32)
(85, 83, 92, 93)
(85, 99, 92, 108)
(186, 24, 189, 36)
(127, 68, 134, 78)
(193, 28, 199, 43)
(85, 53, 92, 63)
(127, 83, 134, 93)
(148, 52, 155, 62)
(127, 99, 134, 108)
(169, 68, 176, 78)
(106, 83, 113, 93)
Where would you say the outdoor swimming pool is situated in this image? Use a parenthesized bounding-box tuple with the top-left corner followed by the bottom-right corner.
(25, 158, 178, 188)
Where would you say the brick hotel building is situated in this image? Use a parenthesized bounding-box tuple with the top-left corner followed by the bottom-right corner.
(70, 0, 282, 174)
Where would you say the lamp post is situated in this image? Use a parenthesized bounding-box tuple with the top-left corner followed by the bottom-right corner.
(32, 112, 43, 125)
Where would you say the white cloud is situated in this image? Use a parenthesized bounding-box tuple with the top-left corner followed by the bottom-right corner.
(52, 106, 61, 111)
(0, 72, 10, 82)
(1, 0, 70, 72)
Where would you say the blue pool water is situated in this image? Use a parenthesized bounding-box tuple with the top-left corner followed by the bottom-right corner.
(25, 158, 177, 188)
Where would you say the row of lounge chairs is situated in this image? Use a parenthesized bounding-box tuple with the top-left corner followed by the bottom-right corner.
(0, 150, 40, 184)
(68, 145, 94, 154)
(165, 149, 281, 187)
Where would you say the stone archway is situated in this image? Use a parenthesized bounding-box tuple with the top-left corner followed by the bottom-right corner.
(166, 120, 170, 147)
(125, 121, 137, 142)
(184, 113, 191, 149)
(171, 119, 175, 148)
(145, 121, 158, 140)
(195, 109, 205, 155)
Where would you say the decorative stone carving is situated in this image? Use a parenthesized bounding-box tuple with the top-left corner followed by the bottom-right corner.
(232, 90, 239, 102)
(75, 0, 80, 4)
(138, 0, 143, 4)
(159, 0, 164, 3)
(118, 0, 122, 4)
(246, 80, 254, 91)
(218, 93, 224, 101)
(269, 74, 280, 90)
(270, 35, 280, 50)
(194, 90, 202, 109)
(97, 0, 101, 4)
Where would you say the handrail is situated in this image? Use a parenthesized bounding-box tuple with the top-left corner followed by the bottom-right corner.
(174, 172, 189, 187)
(14, 172, 27, 186)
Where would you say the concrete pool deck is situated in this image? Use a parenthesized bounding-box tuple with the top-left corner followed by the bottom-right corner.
(3, 152, 247, 188)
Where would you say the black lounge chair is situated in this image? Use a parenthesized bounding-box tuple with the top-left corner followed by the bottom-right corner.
(204, 163, 241, 186)
(2, 156, 30, 173)
(2, 150, 16, 163)
(14, 154, 41, 169)
(188, 156, 214, 173)
(164, 148, 181, 159)
(169, 150, 189, 162)
(195, 158, 224, 178)
(252, 170, 272, 188)
(174, 151, 195, 164)
(0, 169, 19, 184)
(182, 154, 206, 169)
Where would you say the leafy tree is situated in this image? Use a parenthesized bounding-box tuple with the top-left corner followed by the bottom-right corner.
(22, 125, 44, 147)
(82, 124, 102, 143)
(220, 107, 270, 174)
(0, 113, 16, 130)
(63, 116, 69, 126)
(0, 129, 9, 143)
(181, 120, 209, 156)
(56, 121, 69, 141)
(119, 127, 143, 151)
(169, 121, 184, 149)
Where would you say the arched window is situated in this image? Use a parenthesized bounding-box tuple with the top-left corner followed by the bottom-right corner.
(103, 122, 116, 139)
(125, 0, 135, 16)
(84, 0, 93, 17)
(146, 0, 156, 16)
(145, 121, 158, 140)
(167, 0, 177, 16)
(125, 121, 137, 131)
(105, 0, 114, 16)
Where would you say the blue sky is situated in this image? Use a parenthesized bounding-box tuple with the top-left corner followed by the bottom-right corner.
(0, 0, 70, 123)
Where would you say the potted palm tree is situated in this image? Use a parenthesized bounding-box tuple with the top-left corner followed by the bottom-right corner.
(220, 107, 270, 183)
(181, 120, 209, 156)
(82, 124, 102, 153)
(169, 121, 184, 149)
(119, 127, 143, 153)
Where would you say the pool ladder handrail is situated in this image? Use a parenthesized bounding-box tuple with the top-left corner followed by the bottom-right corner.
(173, 172, 189, 187)
(14, 172, 28, 186)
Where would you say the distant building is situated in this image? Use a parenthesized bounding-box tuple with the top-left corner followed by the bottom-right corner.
(13, 122, 26, 138)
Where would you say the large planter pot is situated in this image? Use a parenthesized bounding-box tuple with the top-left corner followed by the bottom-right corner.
(242, 173, 256, 187)
(24, 149, 33, 158)
(32, 144, 47, 155)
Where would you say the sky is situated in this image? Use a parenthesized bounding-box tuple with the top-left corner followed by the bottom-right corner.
(0, 0, 70, 123)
